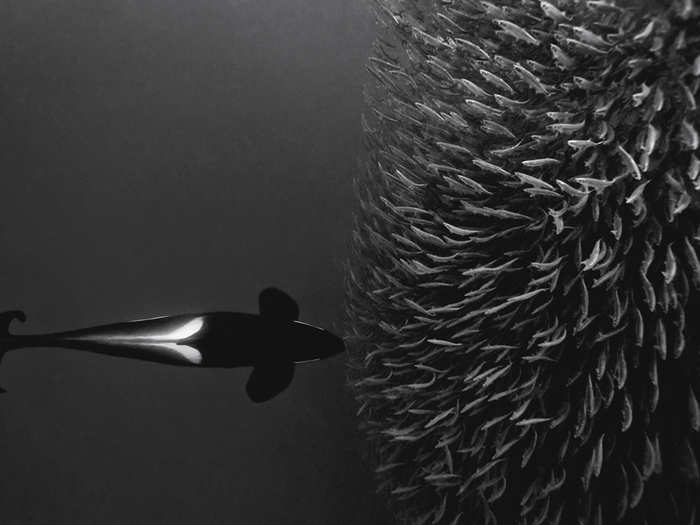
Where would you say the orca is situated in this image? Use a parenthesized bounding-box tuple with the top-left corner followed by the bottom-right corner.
(0, 288, 345, 402)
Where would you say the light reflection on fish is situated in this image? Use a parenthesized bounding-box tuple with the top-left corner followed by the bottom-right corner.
(0, 288, 345, 403)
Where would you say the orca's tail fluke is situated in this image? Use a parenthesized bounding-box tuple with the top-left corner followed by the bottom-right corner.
(0, 310, 27, 393)
(0, 310, 26, 337)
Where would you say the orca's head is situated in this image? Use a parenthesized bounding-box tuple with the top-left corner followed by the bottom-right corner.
(284, 320, 345, 364)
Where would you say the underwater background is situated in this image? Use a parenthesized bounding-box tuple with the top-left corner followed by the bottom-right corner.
(0, 0, 391, 523)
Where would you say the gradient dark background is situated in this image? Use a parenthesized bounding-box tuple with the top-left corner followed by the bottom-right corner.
(0, 1, 390, 523)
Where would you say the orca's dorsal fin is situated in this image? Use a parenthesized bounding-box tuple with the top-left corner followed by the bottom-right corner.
(246, 361, 295, 403)
(258, 288, 299, 321)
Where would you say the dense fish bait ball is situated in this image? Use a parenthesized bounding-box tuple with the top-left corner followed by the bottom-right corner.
(345, 0, 700, 523)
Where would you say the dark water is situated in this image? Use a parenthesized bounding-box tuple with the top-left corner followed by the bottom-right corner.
(0, 1, 390, 523)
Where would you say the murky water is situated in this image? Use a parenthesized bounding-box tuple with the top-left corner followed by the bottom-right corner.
(0, 1, 391, 523)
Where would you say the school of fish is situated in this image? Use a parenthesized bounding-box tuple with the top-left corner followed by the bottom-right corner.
(345, 0, 700, 523)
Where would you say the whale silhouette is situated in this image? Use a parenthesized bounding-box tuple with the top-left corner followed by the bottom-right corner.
(0, 288, 345, 402)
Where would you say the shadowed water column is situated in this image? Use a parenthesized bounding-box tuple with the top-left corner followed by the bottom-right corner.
(346, 0, 700, 523)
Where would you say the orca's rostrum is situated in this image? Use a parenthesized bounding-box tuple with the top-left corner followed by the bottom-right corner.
(0, 288, 345, 402)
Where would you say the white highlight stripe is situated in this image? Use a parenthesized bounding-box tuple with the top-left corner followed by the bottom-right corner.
(149, 342, 203, 364)
(76, 317, 205, 365)
(112, 318, 205, 342)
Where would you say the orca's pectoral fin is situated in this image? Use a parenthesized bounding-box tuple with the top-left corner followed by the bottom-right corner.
(246, 361, 295, 403)
(258, 288, 299, 321)
(0, 310, 26, 337)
